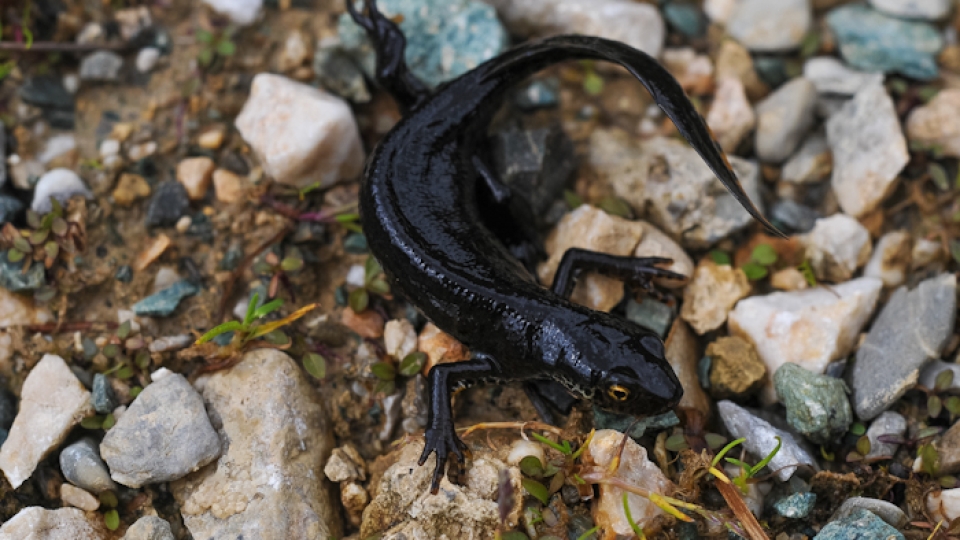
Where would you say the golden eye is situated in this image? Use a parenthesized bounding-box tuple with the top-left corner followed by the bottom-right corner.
(607, 385, 630, 402)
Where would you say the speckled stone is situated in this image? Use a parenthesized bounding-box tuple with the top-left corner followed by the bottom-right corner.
(774, 492, 816, 518)
(132, 280, 199, 317)
(774, 363, 852, 444)
(814, 509, 905, 540)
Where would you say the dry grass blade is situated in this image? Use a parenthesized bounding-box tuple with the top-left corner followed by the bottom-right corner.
(715, 479, 768, 540)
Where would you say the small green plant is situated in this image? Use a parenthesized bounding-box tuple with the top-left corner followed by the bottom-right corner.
(708, 250, 731, 266)
(370, 351, 426, 394)
(196, 27, 237, 68)
(198, 292, 287, 347)
(580, 60, 604, 96)
(711, 436, 781, 494)
(100, 491, 119, 530)
(1, 198, 84, 273)
(348, 256, 391, 313)
(740, 243, 778, 281)
(81, 321, 152, 430)
(597, 196, 633, 219)
(563, 190, 584, 209)
(253, 247, 304, 299)
(922, 369, 960, 421)
(797, 259, 817, 287)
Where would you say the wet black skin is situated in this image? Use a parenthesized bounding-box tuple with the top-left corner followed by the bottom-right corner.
(346, 0, 781, 493)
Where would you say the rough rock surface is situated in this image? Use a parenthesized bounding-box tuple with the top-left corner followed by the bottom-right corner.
(591, 131, 763, 248)
(235, 73, 365, 189)
(906, 89, 960, 158)
(172, 349, 341, 540)
(728, 277, 882, 402)
(754, 77, 817, 163)
(718, 400, 818, 481)
(826, 81, 908, 218)
(726, 0, 812, 52)
(0, 355, 92, 488)
(0, 507, 106, 540)
(852, 273, 956, 420)
(706, 76, 755, 153)
(100, 373, 221, 488)
(680, 259, 750, 335)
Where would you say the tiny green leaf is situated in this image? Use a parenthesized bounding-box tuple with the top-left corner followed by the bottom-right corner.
(373, 379, 396, 395)
(399, 352, 426, 377)
(349, 288, 369, 313)
(29, 228, 49, 245)
(750, 244, 778, 266)
(102, 413, 116, 430)
(704, 433, 727, 450)
(303, 353, 327, 379)
(929, 395, 943, 418)
(198, 321, 244, 344)
(856, 435, 871, 456)
(712, 438, 745, 467)
(261, 330, 289, 345)
(51, 217, 67, 236)
(198, 48, 213, 67)
(920, 443, 940, 476)
(798, 259, 818, 287)
(104, 509, 119, 531)
(741, 262, 768, 281)
(583, 71, 604, 96)
(945, 396, 960, 416)
(44, 241, 59, 260)
(252, 298, 284, 320)
(365, 256, 383, 283)
(99, 491, 118, 507)
(215, 39, 236, 57)
(563, 190, 583, 209)
(530, 432, 573, 455)
(930, 163, 950, 191)
(81, 415, 104, 429)
(849, 422, 866, 436)
(26, 210, 40, 229)
(280, 256, 304, 273)
(116, 365, 134, 379)
(750, 436, 782, 476)
(936, 369, 955, 392)
(521, 477, 550, 505)
(135, 350, 151, 369)
(117, 321, 132, 340)
(709, 250, 731, 266)
(623, 492, 646, 539)
(196, 29, 214, 44)
(244, 292, 261, 326)
(13, 236, 31, 253)
(6, 249, 24, 263)
(799, 31, 820, 58)
(598, 196, 632, 219)
(371, 362, 397, 381)
(334, 212, 360, 224)
(102, 344, 119, 358)
(519, 455, 545, 478)
(664, 433, 689, 452)
(130, 386, 143, 398)
(368, 278, 390, 296)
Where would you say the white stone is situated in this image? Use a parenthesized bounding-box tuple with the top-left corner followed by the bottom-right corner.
(79, 51, 123, 81)
(176, 157, 215, 200)
(539, 204, 645, 311)
(60, 484, 100, 512)
(172, 349, 340, 540)
(754, 77, 817, 163)
(826, 81, 908, 218)
(31, 168, 93, 214)
(345, 264, 366, 288)
(801, 214, 872, 282)
(906, 89, 960, 158)
(803, 57, 884, 96)
(122, 516, 175, 540)
(864, 411, 906, 460)
(235, 73, 365, 189)
(0, 507, 105, 540)
(99, 139, 120, 160)
(662, 48, 713, 95)
(383, 319, 417, 360)
(38, 134, 77, 165)
(728, 277, 882, 402)
(506, 439, 545, 467)
(913, 237, 942, 268)
(0, 287, 53, 326)
(0, 355, 93, 488)
(727, 0, 812, 52)
(666, 320, 712, 418)
(707, 77, 755, 153)
(680, 259, 751, 335)
(633, 221, 693, 288)
(590, 131, 764, 248)
(482, 0, 664, 58)
(864, 231, 912, 288)
(870, 0, 951, 20)
(781, 131, 831, 184)
(704, 0, 738, 23)
(277, 31, 310, 72)
(202, 0, 263, 26)
(136, 47, 161, 73)
(928, 488, 960, 523)
(585, 430, 673, 536)
(114, 7, 152, 41)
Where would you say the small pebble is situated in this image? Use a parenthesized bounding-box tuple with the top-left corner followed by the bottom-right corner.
(148, 334, 193, 353)
(802, 214, 872, 282)
(754, 77, 817, 163)
(135, 47, 161, 73)
(113, 173, 151, 207)
(59, 438, 116, 494)
(680, 259, 750, 335)
(773, 491, 816, 518)
(31, 168, 94, 214)
(145, 182, 190, 227)
(132, 280, 199, 318)
(60, 484, 99, 512)
(132, 234, 172, 272)
(815, 508, 904, 540)
(775, 363, 852, 444)
(177, 157, 215, 200)
(727, 0, 812, 52)
(91, 373, 118, 415)
(123, 516, 175, 540)
(198, 126, 226, 150)
(706, 336, 766, 399)
(864, 411, 907, 460)
(212, 169, 246, 203)
(718, 400, 818, 481)
(863, 231, 911, 288)
(79, 51, 123, 81)
(341, 307, 385, 339)
(202, 0, 262, 25)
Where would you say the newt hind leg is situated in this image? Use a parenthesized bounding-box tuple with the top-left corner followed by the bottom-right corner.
(551, 248, 685, 303)
(345, 0, 430, 113)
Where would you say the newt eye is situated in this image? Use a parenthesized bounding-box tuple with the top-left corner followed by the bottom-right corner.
(607, 385, 630, 402)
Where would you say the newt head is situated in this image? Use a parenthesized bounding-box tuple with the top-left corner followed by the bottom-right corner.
(557, 316, 683, 417)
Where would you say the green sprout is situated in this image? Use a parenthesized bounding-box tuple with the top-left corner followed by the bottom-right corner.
(370, 351, 426, 395)
(348, 256, 391, 313)
(712, 436, 782, 494)
(196, 26, 237, 68)
(81, 321, 152, 431)
(100, 491, 119, 530)
(740, 243, 778, 281)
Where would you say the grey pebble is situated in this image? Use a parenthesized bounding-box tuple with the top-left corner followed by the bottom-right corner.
(122, 515, 175, 540)
(91, 374, 119, 415)
(775, 363, 852, 445)
(59, 438, 117, 494)
(717, 400, 819, 481)
(754, 78, 817, 163)
(80, 51, 124, 81)
(815, 508, 904, 540)
(0, 251, 46, 292)
(773, 491, 816, 518)
(132, 281, 199, 318)
(864, 411, 906, 460)
(145, 182, 190, 227)
(831, 497, 908, 529)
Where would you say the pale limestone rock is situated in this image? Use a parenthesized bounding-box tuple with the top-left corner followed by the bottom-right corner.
(928, 488, 960, 523)
(482, 0, 664, 58)
(707, 77, 755, 153)
(172, 349, 340, 540)
(781, 132, 831, 184)
(906, 89, 960, 158)
(590, 131, 763, 248)
(864, 231, 912, 288)
(0, 507, 106, 540)
(0, 287, 53, 326)
(417, 322, 470, 373)
(539, 204, 645, 311)
(122, 516, 175, 540)
(235, 74, 365, 189)
(176, 157, 215, 201)
(754, 77, 817, 163)
(202, 0, 262, 25)
(585, 430, 673, 536)
(728, 277, 882, 402)
(727, 0, 812, 52)
(633, 221, 693, 288)
(826, 82, 908, 218)
(665, 320, 710, 418)
(803, 56, 884, 96)
(771, 267, 809, 291)
(212, 169, 246, 204)
(0, 355, 93, 488)
(60, 484, 100, 512)
(383, 319, 417, 360)
(801, 214, 872, 282)
(359, 438, 522, 539)
(661, 48, 714, 95)
(680, 259, 750, 335)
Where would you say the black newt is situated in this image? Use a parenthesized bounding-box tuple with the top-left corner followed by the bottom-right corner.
(346, 0, 781, 493)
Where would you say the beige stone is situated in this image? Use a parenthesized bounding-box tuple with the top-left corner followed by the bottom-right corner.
(0, 355, 93, 488)
(539, 205, 645, 311)
(418, 322, 470, 374)
(212, 169, 246, 204)
(680, 259, 750, 334)
(707, 77, 756, 153)
(235, 73, 365, 189)
(665, 320, 710, 418)
(907, 89, 960, 158)
(172, 349, 341, 539)
(113, 173, 151, 207)
(706, 335, 766, 399)
(633, 221, 693, 288)
(60, 484, 100, 511)
(863, 231, 912, 288)
(177, 157, 215, 200)
(383, 319, 417, 360)
(0, 507, 106, 540)
(585, 430, 673, 536)
(0, 287, 53, 327)
(341, 307, 384, 339)
(197, 126, 226, 150)
(133, 234, 171, 272)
